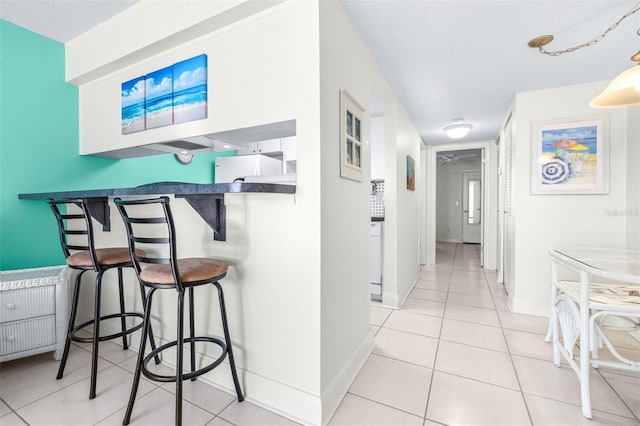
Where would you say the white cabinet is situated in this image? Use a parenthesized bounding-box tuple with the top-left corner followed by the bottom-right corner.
(370, 222, 383, 301)
(245, 138, 282, 155)
(0, 266, 69, 362)
(236, 136, 297, 175)
(282, 136, 296, 174)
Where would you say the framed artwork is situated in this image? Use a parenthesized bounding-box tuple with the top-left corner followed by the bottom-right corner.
(340, 90, 365, 181)
(531, 115, 609, 194)
(406, 155, 416, 191)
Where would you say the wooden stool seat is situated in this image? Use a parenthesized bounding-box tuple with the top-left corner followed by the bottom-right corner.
(140, 258, 228, 285)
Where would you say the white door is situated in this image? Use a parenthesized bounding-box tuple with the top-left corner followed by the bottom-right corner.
(496, 135, 505, 284)
(502, 117, 515, 294)
(462, 171, 481, 244)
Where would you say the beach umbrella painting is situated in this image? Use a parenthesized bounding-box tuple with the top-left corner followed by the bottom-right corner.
(541, 158, 571, 184)
(553, 139, 578, 156)
(567, 143, 589, 151)
(553, 139, 578, 148)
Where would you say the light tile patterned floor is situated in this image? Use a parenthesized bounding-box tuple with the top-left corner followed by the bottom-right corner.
(1, 243, 639, 425)
(331, 243, 640, 426)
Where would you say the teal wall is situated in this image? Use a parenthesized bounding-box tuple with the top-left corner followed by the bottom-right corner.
(0, 20, 235, 270)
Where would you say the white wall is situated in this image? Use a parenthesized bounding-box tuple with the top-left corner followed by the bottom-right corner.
(509, 81, 629, 316)
(70, 2, 325, 424)
(626, 106, 640, 251)
(68, 1, 424, 424)
(77, 5, 299, 156)
(318, 1, 422, 419)
(436, 157, 481, 242)
(387, 106, 423, 307)
(65, 0, 280, 84)
(371, 115, 385, 179)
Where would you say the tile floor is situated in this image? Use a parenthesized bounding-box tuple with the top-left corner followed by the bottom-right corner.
(1, 243, 639, 425)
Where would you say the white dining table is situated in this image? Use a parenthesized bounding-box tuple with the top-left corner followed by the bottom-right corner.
(547, 247, 640, 418)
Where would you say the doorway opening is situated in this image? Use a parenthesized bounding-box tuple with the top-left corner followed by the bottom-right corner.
(424, 141, 497, 269)
(435, 149, 483, 246)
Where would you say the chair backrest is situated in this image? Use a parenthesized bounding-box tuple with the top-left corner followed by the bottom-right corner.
(48, 198, 99, 270)
(114, 196, 184, 291)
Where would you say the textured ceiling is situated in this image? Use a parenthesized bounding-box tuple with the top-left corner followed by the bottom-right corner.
(1, 0, 639, 145)
(0, 0, 139, 43)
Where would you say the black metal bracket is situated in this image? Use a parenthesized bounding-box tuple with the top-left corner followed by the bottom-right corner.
(84, 197, 110, 232)
(178, 194, 226, 241)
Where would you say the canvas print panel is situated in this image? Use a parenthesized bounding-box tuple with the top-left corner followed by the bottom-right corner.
(173, 54, 208, 124)
(145, 66, 174, 130)
(121, 76, 146, 134)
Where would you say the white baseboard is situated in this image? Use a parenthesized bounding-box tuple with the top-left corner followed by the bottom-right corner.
(437, 237, 462, 243)
(122, 341, 323, 425)
(320, 329, 374, 425)
(508, 297, 549, 317)
(382, 291, 399, 308)
(100, 326, 373, 426)
(382, 271, 420, 309)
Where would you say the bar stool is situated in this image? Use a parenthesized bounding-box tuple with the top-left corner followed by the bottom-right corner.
(48, 198, 158, 399)
(114, 196, 244, 426)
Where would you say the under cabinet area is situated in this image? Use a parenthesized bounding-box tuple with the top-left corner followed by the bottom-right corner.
(236, 136, 297, 173)
(0, 266, 69, 362)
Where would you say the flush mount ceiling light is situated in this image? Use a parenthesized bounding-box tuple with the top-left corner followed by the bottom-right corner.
(444, 120, 472, 139)
(528, 4, 640, 108)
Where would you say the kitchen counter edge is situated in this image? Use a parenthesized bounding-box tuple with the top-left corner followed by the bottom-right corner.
(18, 182, 296, 200)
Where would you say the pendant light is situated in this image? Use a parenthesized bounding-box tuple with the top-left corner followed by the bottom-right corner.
(528, 5, 640, 109)
(590, 48, 640, 108)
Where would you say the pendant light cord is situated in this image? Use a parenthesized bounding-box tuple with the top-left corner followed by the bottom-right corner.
(535, 2, 640, 56)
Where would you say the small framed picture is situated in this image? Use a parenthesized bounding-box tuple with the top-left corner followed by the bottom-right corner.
(531, 115, 609, 194)
(340, 90, 365, 181)
(406, 155, 415, 191)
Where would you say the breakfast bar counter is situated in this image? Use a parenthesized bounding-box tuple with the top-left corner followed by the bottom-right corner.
(17, 180, 312, 422)
(19, 182, 296, 241)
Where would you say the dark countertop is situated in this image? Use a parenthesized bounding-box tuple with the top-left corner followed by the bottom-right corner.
(371, 216, 385, 222)
(19, 181, 296, 241)
(18, 181, 296, 200)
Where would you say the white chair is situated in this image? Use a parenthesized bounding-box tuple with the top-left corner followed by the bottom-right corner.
(547, 248, 640, 419)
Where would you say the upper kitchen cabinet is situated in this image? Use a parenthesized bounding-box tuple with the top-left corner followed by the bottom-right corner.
(233, 135, 297, 174)
(242, 138, 283, 155)
(75, 3, 302, 160)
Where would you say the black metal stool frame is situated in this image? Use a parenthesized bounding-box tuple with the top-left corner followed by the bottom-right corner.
(114, 196, 244, 426)
(49, 198, 159, 399)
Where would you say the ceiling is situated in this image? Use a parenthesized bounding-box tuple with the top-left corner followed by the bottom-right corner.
(1, 0, 639, 145)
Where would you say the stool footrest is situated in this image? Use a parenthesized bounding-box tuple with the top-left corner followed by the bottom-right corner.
(70, 312, 145, 343)
(142, 336, 228, 382)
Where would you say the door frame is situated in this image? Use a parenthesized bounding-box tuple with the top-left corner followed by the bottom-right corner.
(423, 140, 497, 269)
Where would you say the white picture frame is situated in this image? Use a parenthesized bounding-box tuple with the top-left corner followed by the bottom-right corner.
(339, 90, 365, 181)
(531, 115, 609, 195)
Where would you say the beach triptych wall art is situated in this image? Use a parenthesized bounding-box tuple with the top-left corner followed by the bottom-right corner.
(121, 54, 208, 135)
